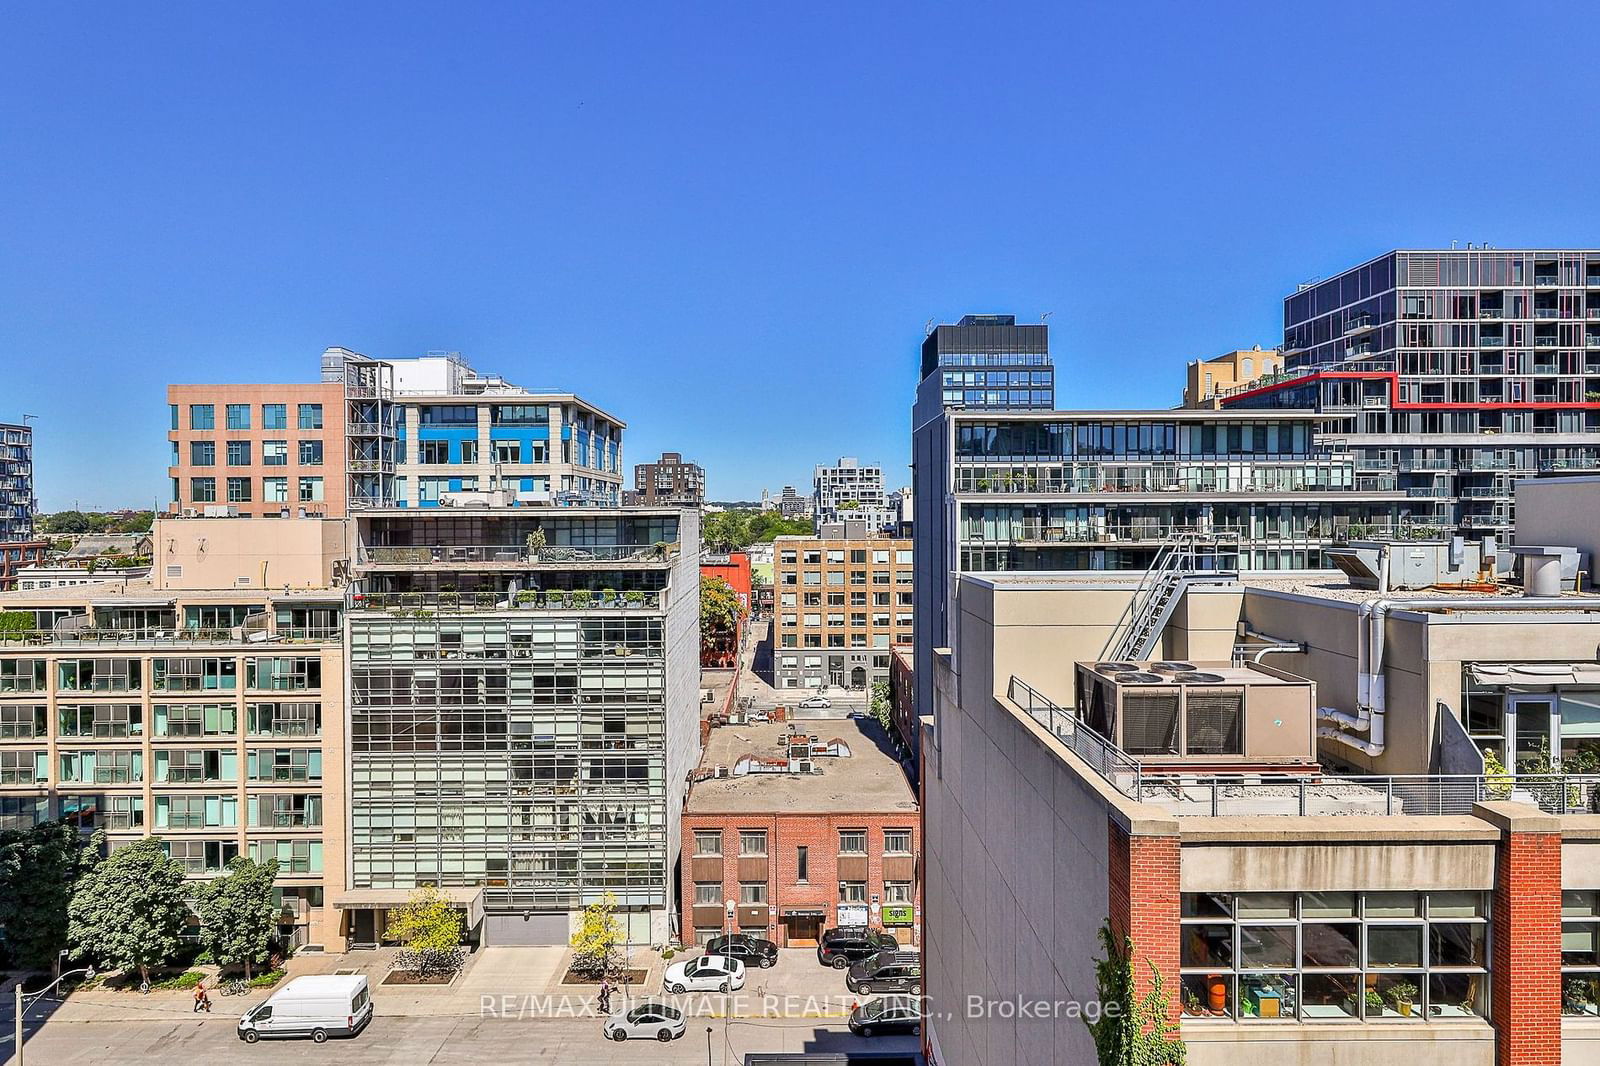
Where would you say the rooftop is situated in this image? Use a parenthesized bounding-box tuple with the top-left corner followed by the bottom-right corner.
(1241, 573, 1600, 609)
(0, 577, 343, 607)
(686, 716, 917, 815)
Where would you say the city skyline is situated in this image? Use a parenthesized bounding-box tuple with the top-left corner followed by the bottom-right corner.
(9, 5, 1600, 509)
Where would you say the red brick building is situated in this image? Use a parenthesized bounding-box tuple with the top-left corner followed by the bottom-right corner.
(0, 540, 47, 592)
(890, 644, 917, 775)
(680, 716, 921, 949)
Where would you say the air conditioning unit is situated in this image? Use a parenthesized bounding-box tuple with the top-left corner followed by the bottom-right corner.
(181, 508, 199, 518)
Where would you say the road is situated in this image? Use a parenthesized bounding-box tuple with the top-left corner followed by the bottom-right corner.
(3, 1013, 917, 1065)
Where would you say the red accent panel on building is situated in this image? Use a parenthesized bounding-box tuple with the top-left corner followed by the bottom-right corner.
(1107, 819, 1181, 1028)
(701, 552, 751, 667)
(1491, 827, 1562, 1066)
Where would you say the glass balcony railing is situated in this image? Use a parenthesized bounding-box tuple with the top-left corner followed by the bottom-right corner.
(359, 543, 679, 566)
(349, 589, 665, 612)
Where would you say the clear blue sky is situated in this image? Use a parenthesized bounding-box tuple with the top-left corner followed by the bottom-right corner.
(6, 3, 1600, 510)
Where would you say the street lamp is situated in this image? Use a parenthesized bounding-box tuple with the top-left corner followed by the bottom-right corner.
(14, 966, 94, 1066)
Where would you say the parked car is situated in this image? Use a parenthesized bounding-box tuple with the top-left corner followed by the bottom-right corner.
(663, 953, 746, 994)
(846, 950, 923, 995)
(797, 695, 832, 709)
(704, 932, 778, 968)
(603, 1000, 686, 1042)
(817, 926, 900, 969)
(236, 974, 373, 1044)
(847, 995, 924, 1037)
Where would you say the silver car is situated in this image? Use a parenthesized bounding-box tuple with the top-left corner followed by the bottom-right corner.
(603, 1000, 686, 1042)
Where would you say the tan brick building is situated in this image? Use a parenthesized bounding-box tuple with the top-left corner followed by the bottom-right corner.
(680, 717, 920, 948)
(772, 531, 913, 692)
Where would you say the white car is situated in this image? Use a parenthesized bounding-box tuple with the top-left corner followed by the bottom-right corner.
(663, 953, 746, 994)
(797, 695, 832, 709)
(603, 1000, 686, 1042)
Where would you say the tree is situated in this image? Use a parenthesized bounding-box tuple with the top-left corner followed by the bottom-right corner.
(701, 509, 813, 551)
(868, 680, 892, 731)
(1087, 920, 1185, 1066)
(0, 822, 103, 970)
(388, 886, 465, 979)
(196, 856, 279, 979)
(0, 610, 31, 636)
(40, 510, 90, 534)
(67, 836, 191, 986)
(701, 576, 745, 665)
(570, 891, 623, 980)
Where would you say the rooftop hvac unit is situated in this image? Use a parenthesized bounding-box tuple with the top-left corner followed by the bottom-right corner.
(1150, 661, 1196, 674)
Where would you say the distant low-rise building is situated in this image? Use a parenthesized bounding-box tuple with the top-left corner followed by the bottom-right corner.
(773, 530, 912, 692)
(634, 452, 705, 506)
(1183, 346, 1283, 408)
(0, 541, 46, 593)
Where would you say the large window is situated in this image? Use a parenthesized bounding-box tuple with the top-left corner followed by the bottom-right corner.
(247, 656, 321, 690)
(262, 404, 288, 430)
(58, 704, 142, 737)
(739, 830, 767, 857)
(297, 403, 323, 430)
(1181, 891, 1488, 1023)
(226, 404, 251, 430)
(0, 659, 46, 693)
(1565, 891, 1600, 1016)
(420, 404, 476, 426)
(694, 830, 722, 856)
(190, 404, 214, 430)
(299, 440, 323, 465)
(58, 658, 141, 692)
(153, 657, 237, 692)
(190, 441, 215, 466)
(246, 702, 320, 737)
(263, 440, 288, 466)
(0, 705, 46, 738)
(191, 477, 216, 504)
(227, 477, 252, 503)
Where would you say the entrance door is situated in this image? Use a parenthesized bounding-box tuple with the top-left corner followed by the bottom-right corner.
(786, 915, 821, 946)
(352, 909, 377, 947)
(850, 666, 867, 689)
(1509, 694, 1558, 773)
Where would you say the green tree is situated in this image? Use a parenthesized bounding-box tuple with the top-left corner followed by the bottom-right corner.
(196, 856, 279, 979)
(0, 610, 31, 636)
(67, 836, 191, 986)
(868, 680, 892, 731)
(388, 886, 465, 979)
(570, 891, 623, 980)
(1087, 921, 1186, 1066)
(0, 822, 103, 970)
(40, 510, 90, 534)
(701, 576, 745, 664)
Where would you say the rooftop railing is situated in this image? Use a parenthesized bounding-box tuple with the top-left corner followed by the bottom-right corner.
(360, 543, 678, 566)
(0, 627, 341, 647)
(1006, 676, 1600, 818)
(349, 588, 664, 612)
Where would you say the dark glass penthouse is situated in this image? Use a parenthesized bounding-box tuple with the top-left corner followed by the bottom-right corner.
(1223, 249, 1600, 536)
(917, 314, 1053, 410)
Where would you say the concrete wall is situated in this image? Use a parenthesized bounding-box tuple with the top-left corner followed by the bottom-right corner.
(153, 516, 351, 590)
(662, 508, 703, 943)
(1516, 477, 1600, 584)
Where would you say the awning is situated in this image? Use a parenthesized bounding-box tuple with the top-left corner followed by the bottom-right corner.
(1470, 663, 1600, 686)
(333, 887, 485, 928)
(783, 909, 827, 918)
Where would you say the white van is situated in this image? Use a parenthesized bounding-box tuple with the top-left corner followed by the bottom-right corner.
(237, 974, 373, 1044)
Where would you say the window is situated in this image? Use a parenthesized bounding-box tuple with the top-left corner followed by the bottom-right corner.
(299, 477, 324, 502)
(157, 794, 238, 829)
(461, 439, 478, 464)
(262, 440, 288, 466)
(167, 839, 240, 874)
(226, 440, 252, 466)
(420, 404, 476, 426)
(153, 658, 237, 692)
(298, 440, 323, 465)
(190, 441, 215, 466)
(884, 829, 912, 854)
(297, 403, 322, 429)
(170, 404, 179, 430)
(58, 749, 142, 784)
(839, 829, 867, 855)
(739, 830, 767, 856)
(1180, 891, 1488, 1023)
(157, 748, 236, 783)
(227, 477, 252, 503)
(419, 439, 450, 464)
(247, 748, 322, 782)
(263, 477, 289, 503)
(494, 440, 521, 464)
(796, 845, 809, 883)
(246, 702, 319, 736)
(694, 830, 723, 856)
(492, 404, 548, 426)
(884, 880, 913, 904)
(191, 477, 216, 503)
(1565, 891, 1600, 1016)
(0, 750, 47, 784)
(225, 404, 251, 430)
(0, 660, 46, 693)
(154, 703, 237, 736)
(57, 703, 141, 737)
(740, 882, 768, 904)
(262, 404, 287, 430)
(839, 880, 867, 903)
(695, 882, 722, 905)
(190, 404, 214, 430)
(58, 658, 140, 692)
(247, 656, 321, 690)
(0, 705, 45, 738)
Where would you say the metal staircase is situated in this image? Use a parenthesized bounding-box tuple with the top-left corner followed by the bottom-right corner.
(1102, 531, 1235, 662)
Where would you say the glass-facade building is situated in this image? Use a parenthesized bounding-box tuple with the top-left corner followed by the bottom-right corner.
(918, 314, 1054, 410)
(1223, 249, 1600, 536)
(346, 507, 699, 944)
(0, 421, 35, 542)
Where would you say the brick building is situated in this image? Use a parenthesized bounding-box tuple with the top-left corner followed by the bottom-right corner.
(889, 645, 917, 775)
(632, 451, 705, 506)
(680, 716, 920, 949)
(772, 527, 913, 692)
(700, 550, 752, 668)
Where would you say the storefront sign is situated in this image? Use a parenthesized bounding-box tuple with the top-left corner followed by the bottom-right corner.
(837, 903, 870, 926)
(881, 904, 915, 926)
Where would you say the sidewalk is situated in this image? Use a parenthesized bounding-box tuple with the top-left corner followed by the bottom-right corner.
(19, 945, 670, 1024)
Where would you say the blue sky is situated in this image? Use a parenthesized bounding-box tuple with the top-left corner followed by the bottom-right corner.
(5, 2, 1600, 510)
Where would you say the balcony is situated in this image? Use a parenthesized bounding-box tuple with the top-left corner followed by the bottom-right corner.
(1404, 486, 1450, 498)
(1343, 313, 1376, 336)
(1534, 337, 1560, 348)
(1539, 457, 1600, 472)
(348, 589, 665, 612)
(0, 627, 340, 648)
(1533, 307, 1561, 320)
(1398, 458, 1452, 472)
(358, 543, 679, 567)
(1534, 275, 1561, 289)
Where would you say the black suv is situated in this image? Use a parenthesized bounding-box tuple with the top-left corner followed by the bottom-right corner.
(848, 995, 923, 1038)
(845, 950, 922, 995)
(703, 933, 778, 969)
(817, 926, 900, 969)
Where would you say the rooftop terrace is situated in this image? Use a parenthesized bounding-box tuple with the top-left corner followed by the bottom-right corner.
(686, 716, 917, 815)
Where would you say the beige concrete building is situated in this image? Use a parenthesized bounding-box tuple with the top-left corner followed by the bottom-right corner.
(773, 532, 913, 691)
(1184, 347, 1285, 408)
(0, 574, 347, 950)
(151, 515, 351, 591)
(922, 566, 1600, 1066)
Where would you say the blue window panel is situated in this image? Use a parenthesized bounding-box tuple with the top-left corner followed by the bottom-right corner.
(520, 478, 533, 490)
(448, 479, 462, 492)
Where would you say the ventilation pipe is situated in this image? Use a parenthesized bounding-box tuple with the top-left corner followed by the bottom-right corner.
(1318, 594, 1600, 758)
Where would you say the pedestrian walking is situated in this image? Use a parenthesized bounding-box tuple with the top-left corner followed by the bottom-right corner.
(193, 981, 212, 1013)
